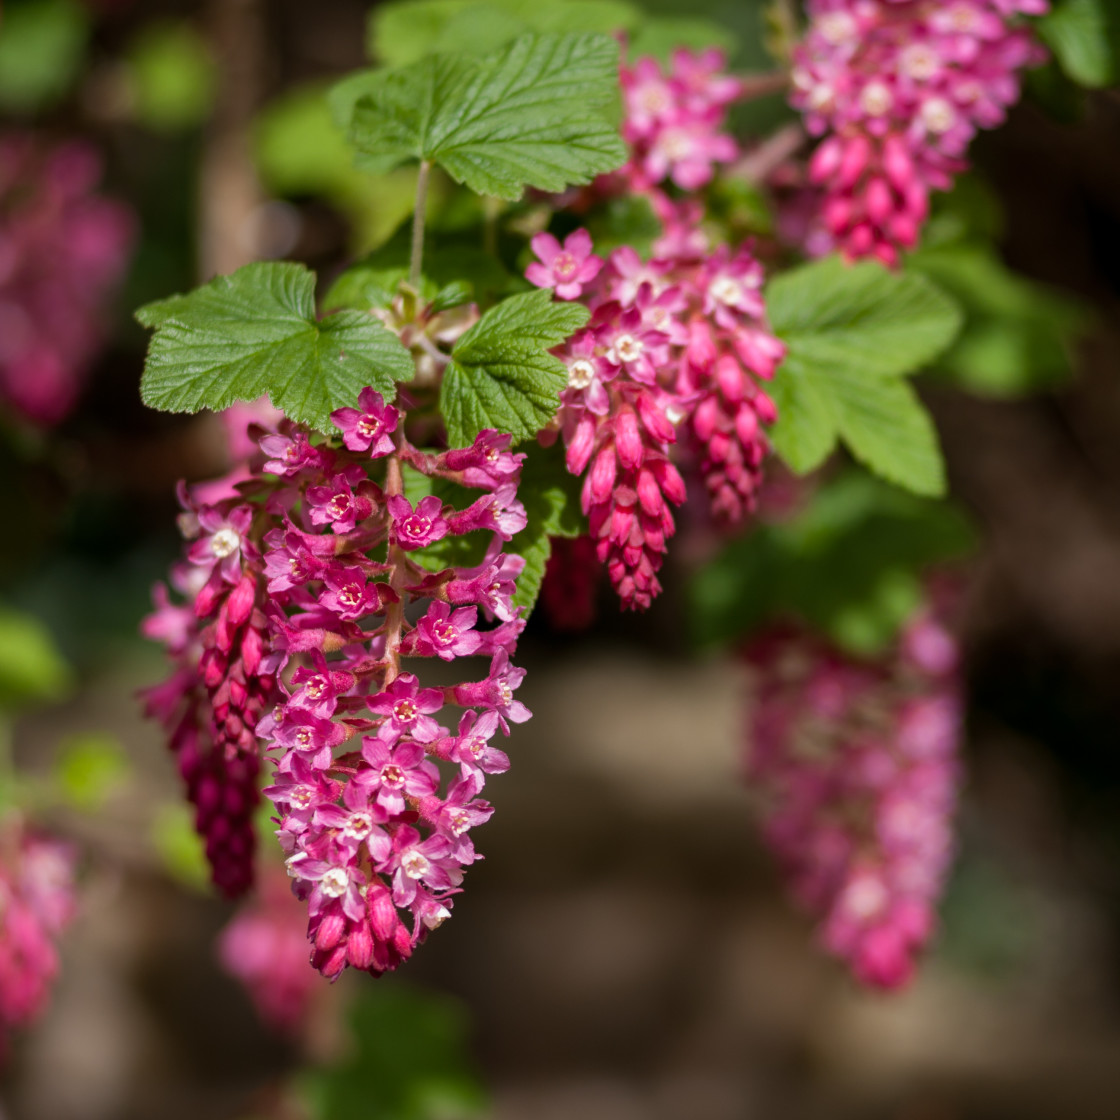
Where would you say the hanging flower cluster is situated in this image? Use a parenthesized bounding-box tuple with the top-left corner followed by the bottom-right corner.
(742, 602, 962, 989)
(528, 230, 785, 609)
(0, 823, 77, 1059)
(144, 388, 532, 979)
(528, 49, 786, 611)
(789, 0, 1048, 264)
(0, 132, 135, 426)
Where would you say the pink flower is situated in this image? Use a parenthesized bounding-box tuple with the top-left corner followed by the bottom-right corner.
(366, 674, 446, 744)
(526, 229, 603, 300)
(329, 387, 399, 456)
(388, 494, 450, 550)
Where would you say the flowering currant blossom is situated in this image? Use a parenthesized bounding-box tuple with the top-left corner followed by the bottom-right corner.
(742, 601, 963, 989)
(527, 50, 786, 609)
(0, 132, 134, 426)
(789, 1, 1048, 263)
(0, 823, 78, 1060)
(535, 227, 785, 607)
(144, 388, 533, 981)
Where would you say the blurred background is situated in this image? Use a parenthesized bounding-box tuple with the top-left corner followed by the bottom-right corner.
(2, 0, 1120, 1117)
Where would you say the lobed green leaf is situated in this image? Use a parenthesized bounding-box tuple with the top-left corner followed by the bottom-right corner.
(765, 256, 961, 496)
(347, 31, 628, 200)
(137, 262, 415, 433)
(441, 289, 588, 445)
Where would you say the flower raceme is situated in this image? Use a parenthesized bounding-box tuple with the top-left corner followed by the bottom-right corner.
(790, 0, 1048, 263)
(0, 132, 135, 426)
(742, 605, 963, 989)
(143, 388, 532, 980)
(524, 48, 786, 611)
(0, 824, 77, 1060)
(528, 229, 785, 610)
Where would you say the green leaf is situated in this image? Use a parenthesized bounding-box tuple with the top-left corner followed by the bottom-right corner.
(832, 373, 945, 498)
(55, 733, 130, 811)
(300, 983, 487, 1120)
(766, 256, 962, 495)
(369, 0, 640, 66)
(689, 471, 975, 655)
(441, 289, 588, 445)
(627, 16, 739, 63)
(125, 21, 216, 131)
(910, 243, 1087, 397)
(0, 0, 89, 113)
(583, 194, 662, 257)
(137, 262, 415, 432)
(348, 32, 628, 200)
(1038, 0, 1115, 88)
(0, 608, 71, 710)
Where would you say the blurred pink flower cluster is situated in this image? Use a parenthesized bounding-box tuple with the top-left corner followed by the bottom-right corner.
(790, 0, 1048, 263)
(0, 825, 77, 1059)
(218, 864, 320, 1033)
(743, 603, 962, 988)
(0, 133, 135, 426)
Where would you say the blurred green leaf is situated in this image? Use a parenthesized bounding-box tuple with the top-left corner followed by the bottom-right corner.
(1038, 0, 1116, 88)
(126, 21, 216, 131)
(302, 983, 487, 1120)
(0, 0, 89, 113)
(627, 16, 738, 61)
(55, 732, 130, 811)
(0, 607, 71, 710)
(370, 0, 640, 65)
(766, 256, 962, 495)
(255, 84, 421, 252)
(583, 194, 662, 257)
(911, 243, 1087, 397)
(151, 802, 209, 891)
(689, 472, 975, 654)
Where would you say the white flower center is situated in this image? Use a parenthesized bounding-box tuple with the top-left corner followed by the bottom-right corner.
(401, 849, 431, 880)
(209, 528, 240, 558)
(321, 867, 349, 898)
(380, 763, 405, 789)
(817, 12, 856, 44)
(344, 812, 372, 841)
(658, 129, 693, 162)
(496, 681, 513, 707)
(859, 81, 893, 118)
(356, 415, 380, 438)
(568, 358, 596, 389)
(449, 810, 471, 835)
(290, 787, 313, 809)
(921, 98, 956, 135)
(808, 83, 834, 112)
(901, 45, 940, 82)
(709, 276, 743, 306)
(613, 334, 644, 364)
(393, 699, 417, 723)
(553, 252, 578, 280)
